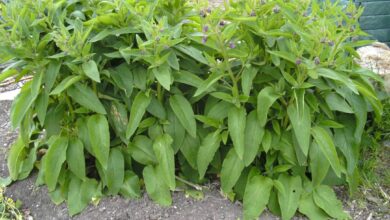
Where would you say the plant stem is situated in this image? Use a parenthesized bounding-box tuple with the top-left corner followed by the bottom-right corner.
(175, 176, 203, 191)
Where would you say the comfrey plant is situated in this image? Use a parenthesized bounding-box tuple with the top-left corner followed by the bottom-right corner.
(0, 0, 382, 219)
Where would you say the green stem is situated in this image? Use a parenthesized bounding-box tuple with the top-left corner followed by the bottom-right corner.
(175, 176, 203, 191)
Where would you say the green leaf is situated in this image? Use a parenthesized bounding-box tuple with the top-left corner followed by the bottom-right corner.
(45, 136, 69, 191)
(50, 75, 83, 95)
(243, 111, 264, 166)
(180, 134, 200, 169)
(313, 185, 350, 219)
(147, 96, 167, 120)
(243, 175, 274, 220)
(257, 87, 279, 127)
(35, 92, 49, 124)
(241, 66, 258, 97)
(169, 94, 197, 138)
(310, 142, 330, 186)
(7, 137, 25, 180)
(220, 148, 245, 193)
(317, 68, 358, 94)
(126, 91, 151, 139)
(164, 108, 186, 152)
(10, 84, 35, 128)
(88, 114, 110, 169)
(153, 134, 175, 190)
(197, 130, 221, 179)
(152, 64, 172, 91)
(299, 193, 329, 220)
(175, 45, 208, 64)
(143, 165, 172, 206)
(68, 83, 106, 114)
(325, 93, 353, 113)
(287, 103, 311, 156)
(120, 171, 141, 199)
(67, 177, 86, 216)
(311, 126, 341, 177)
(194, 72, 225, 97)
(277, 174, 303, 220)
(44, 61, 61, 92)
(106, 148, 125, 195)
(66, 138, 86, 180)
(127, 135, 157, 165)
(228, 107, 246, 159)
(111, 64, 134, 96)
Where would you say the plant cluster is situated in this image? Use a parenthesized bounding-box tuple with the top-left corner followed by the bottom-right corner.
(0, 187, 23, 220)
(0, 0, 382, 219)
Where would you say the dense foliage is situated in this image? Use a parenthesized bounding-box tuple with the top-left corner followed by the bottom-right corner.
(0, 0, 383, 219)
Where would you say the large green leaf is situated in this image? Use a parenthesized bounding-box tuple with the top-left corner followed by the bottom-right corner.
(106, 148, 125, 195)
(228, 107, 246, 159)
(153, 134, 175, 190)
(257, 87, 279, 127)
(309, 143, 330, 186)
(241, 66, 258, 97)
(82, 60, 100, 82)
(277, 174, 303, 220)
(243, 111, 264, 166)
(7, 137, 25, 180)
(299, 193, 329, 220)
(175, 45, 208, 64)
(143, 165, 172, 206)
(180, 134, 200, 169)
(197, 130, 221, 179)
(169, 94, 197, 138)
(88, 114, 110, 169)
(126, 91, 151, 139)
(45, 136, 68, 191)
(152, 64, 172, 91)
(127, 135, 157, 165)
(66, 138, 86, 180)
(68, 177, 86, 216)
(243, 175, 274, 220)
(287, 103, 311, 156)
(67, 83, 106, 114)
(120, 171, 141, 199)
(316, 68, 358, 94)
(313, 185, 350, 219)
(311, 126, 341, 177)
(220, 148, 245, 193)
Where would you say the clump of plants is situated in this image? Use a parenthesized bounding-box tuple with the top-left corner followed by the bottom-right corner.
(0, 187, 23, 220)
(0, 0, 382, 219)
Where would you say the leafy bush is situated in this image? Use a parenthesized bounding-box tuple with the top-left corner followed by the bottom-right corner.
(0, 0, 383, 219)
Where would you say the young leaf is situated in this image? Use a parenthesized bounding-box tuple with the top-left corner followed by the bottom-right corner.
(82, 60, 100, 82)
(197, 130, 221, 179)
(243, 111, 264, 166)
(153, 134, 175, 190)
(169, 94, 197, 138)
(311, 126, 341, 177)
(228, 107, 246, 159)
(106, 148, 125, 195)
(277, 174, 303, 220)
(243, 175, 274, 220)
(257, 87, 279, 127)
(45, 136, 69, 191)
(313, 185, 350, 220)
(88, 114, 110, 169)
(66, 138, 86, 180)
(220, 148, 245, 193)
(67, 83, 106, 114)
(126, 91, 151, 139)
